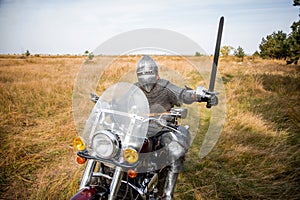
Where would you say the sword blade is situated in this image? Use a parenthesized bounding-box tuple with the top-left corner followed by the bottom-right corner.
(208, 16, 224, 92)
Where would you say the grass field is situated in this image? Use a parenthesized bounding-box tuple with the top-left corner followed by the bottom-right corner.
(0, 55, 299, 199)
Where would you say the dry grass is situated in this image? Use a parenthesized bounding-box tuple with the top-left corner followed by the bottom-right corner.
(0, 55, 299, 199)
(176, 56, 300, 200)
(0, 56, 83, 199)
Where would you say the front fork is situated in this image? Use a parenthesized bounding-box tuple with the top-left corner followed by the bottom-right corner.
(108, 166, 123, 200)
(79, 159, 124, 200)
(80, 159, 96, 190)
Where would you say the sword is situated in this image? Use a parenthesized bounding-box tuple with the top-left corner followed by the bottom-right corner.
(207, 16, 224, 108)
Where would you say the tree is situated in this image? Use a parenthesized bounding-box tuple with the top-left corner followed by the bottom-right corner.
(88, 52, 94, 60)
(286, 21, 300, 64)
(259, 31, 288, 59)
(195, 52, 202, 56)
(234, 46, 245, 61)
(256, 0, 299, 64)
(25, 50, 30, 57)
(252, 51, 260, 57)
(84, 50, 89, 55)
(220, 46, 234, 57)
(293, 0, 300, 6)
(285, 0, 300, 64)
(293, 0, 300, 18)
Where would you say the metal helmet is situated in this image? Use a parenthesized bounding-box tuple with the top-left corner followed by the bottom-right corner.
(136, 55, 158, 92)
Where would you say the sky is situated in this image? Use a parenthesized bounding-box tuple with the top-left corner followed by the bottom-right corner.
(0, 0, 299, 55)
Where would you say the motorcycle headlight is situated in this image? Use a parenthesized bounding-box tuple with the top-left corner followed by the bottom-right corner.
(92, 130, 119, 159)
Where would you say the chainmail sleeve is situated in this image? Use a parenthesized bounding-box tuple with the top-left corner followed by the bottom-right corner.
(157, 79, 196, 104)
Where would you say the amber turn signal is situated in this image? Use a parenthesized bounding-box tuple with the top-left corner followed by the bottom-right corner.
(123, 148, 138, 163)
(127, 169, 137, 179)
(76, 156, 87, 164)
(73, 136, 86, 151)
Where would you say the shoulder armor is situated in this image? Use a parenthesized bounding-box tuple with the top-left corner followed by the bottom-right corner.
(157, 78, 169, 88)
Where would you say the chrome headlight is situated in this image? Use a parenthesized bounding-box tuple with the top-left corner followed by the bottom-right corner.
(92, 130, 119, 159)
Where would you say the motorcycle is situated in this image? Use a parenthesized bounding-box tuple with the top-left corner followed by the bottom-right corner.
(71, 16, 224, 200)
(71, 82, 190, 200)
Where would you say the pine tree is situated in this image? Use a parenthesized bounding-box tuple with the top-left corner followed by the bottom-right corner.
(234, 46, 245, 61)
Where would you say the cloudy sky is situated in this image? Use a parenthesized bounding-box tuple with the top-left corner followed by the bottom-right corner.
(0, 0, 298, 55)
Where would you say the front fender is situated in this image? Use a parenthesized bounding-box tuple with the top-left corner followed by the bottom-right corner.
(70, 186, 107, 200)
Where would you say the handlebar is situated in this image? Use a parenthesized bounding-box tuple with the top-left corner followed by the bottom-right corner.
(147, 108, 187, 119)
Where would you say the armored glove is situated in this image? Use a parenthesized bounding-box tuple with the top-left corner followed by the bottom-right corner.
(195, 86, 219, 107)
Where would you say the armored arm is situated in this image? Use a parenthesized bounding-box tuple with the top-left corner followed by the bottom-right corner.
(159, 79, 218, 106)
(157, 79, 194, 104)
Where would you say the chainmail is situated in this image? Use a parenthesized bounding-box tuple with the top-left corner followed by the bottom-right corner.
(136, 82, 181, 113)
(135, 81, 180, 137)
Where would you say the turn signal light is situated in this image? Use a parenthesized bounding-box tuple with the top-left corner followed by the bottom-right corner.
(73, 137, 86, 151)
(123, 148, 138, 164)
(127, 169, 137, 179)
(76, 156, 87, 164)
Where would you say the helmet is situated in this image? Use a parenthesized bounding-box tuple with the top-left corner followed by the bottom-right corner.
(136, 55, 158, 92)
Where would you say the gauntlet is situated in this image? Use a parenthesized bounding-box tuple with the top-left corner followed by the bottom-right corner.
(195, 86, 219, 107)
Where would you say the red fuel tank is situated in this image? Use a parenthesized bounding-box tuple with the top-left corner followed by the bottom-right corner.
(139, 138, 153, 153)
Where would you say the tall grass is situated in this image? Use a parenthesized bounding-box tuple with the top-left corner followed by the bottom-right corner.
(175, 56, 300, 199)
(0, 56, 82, 199)
(0, 55, 299, 199)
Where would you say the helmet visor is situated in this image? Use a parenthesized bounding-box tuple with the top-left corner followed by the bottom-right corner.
(137, 74, 157, 92)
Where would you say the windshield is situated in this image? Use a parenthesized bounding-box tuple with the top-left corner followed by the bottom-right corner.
(81, 82, 149, 152)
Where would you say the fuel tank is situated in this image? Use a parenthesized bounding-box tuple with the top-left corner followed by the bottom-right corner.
(140, 138, 153, 153)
